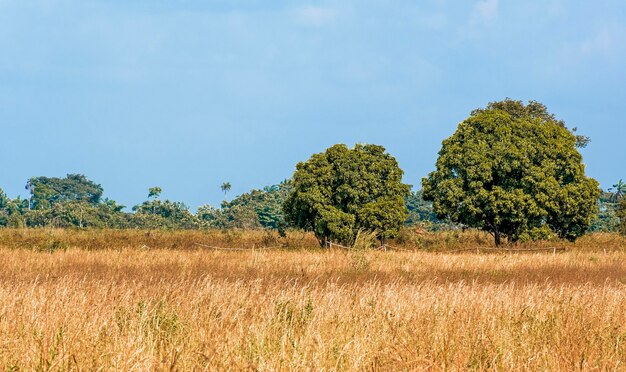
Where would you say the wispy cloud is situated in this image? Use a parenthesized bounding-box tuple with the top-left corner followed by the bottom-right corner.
(456, 0, 499, 41)
(580, 27, 617, 55)
(474, 0, 498, 21)
(294, 6, 337, 26)
(416, 12, 448, 30)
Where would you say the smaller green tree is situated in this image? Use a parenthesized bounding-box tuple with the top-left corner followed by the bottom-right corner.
(284, 144, 410, 246)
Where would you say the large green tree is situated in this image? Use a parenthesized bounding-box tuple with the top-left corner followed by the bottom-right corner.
(422, 99, 600, 245)
(283, 144, 411, 246)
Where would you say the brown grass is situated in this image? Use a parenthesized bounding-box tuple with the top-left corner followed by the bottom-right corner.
(1, 228, 624, 252)
(0, 229, 625, 370)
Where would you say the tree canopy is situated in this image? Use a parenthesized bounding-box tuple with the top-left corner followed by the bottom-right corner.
(422, 99, 600, 245)
(148, 187, 162, 200)
(220, 182, 232, 199)
(26, 174, 104, 209)
(283, 144, 410, 246)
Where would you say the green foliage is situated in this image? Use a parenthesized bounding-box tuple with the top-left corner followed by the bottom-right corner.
(0, 191, 28, 228)
(3, 176, 293, 230)
(589, 190, 620, 232)
(24, 201, 129, 228)
(404, 191, 459, 231)
(471, 98, 591, 148)
(283, 144, 410, 245)
(609, 180, 626, 202)
(618, 198, 626, 235)
(213, 203, 260, 229)
(26, 174, 103, 209)
(0, 188, 8, 208)
(148, 187, 162, 200)
(220, 182, 232, 198)
(405, 190, 438, 225)
(195, 204, 221, 226)
(198, 181, 291, 230)
(133, 198, 199, 229)
(422, 99, 600, 245)
(0, 188, 9, 227)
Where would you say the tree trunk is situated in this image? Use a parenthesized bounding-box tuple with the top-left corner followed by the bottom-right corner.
(494, 229, 501, 247)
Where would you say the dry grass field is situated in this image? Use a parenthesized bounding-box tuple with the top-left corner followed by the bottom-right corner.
(0, 229, 625, 370)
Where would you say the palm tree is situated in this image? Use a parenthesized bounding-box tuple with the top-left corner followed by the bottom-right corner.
(148, 186, 162, 200)
(147, 186, 162, 214)
(25, 179, 34, 210)
(221, 182, 232, 199)
(609, 180, 626, 202)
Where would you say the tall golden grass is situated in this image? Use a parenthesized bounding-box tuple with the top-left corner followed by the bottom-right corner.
(0, 228, 624, 252)
(0, 229, 625, 370)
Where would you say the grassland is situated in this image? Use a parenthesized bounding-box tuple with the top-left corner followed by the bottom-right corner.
(0, 229, 625, 370)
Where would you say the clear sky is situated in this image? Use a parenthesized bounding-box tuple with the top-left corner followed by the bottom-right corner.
(1, 0, 624, 210)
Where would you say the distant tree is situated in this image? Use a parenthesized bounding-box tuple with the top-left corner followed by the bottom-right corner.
(196, 204, 222, 226)
(0, 188, 8, 209)
(25, 181, 33, 210)
(0, 188, 9, 227)
(404, 190, 438, 225)
(589, 190, 620, 233)
(148, 187, 162, 200)
(22, 200, 128, 229)
(133, 190, 199, 229)
(284, 144, 410, 246)
(618, 198, 626, 236)
(423, 99, 600, 246)
(26, 174, 104, 209)
(221, 182, 232, 199)
(609, 180, 626, 202)
(102, 198, 126, 213)
(144, 187, 162, 215)
(222, 204, 262, 229)
(197, 180, 291, 230)
(6, 199, 26, 228)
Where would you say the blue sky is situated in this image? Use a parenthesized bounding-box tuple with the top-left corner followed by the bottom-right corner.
(1, 0, 625, 210)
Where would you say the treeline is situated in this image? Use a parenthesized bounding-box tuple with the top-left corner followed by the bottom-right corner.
(0, 173, 623, 234)
(0, 175, 438, 230)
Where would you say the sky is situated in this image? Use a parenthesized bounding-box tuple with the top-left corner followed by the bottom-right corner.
(1, 0, 625, 210)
